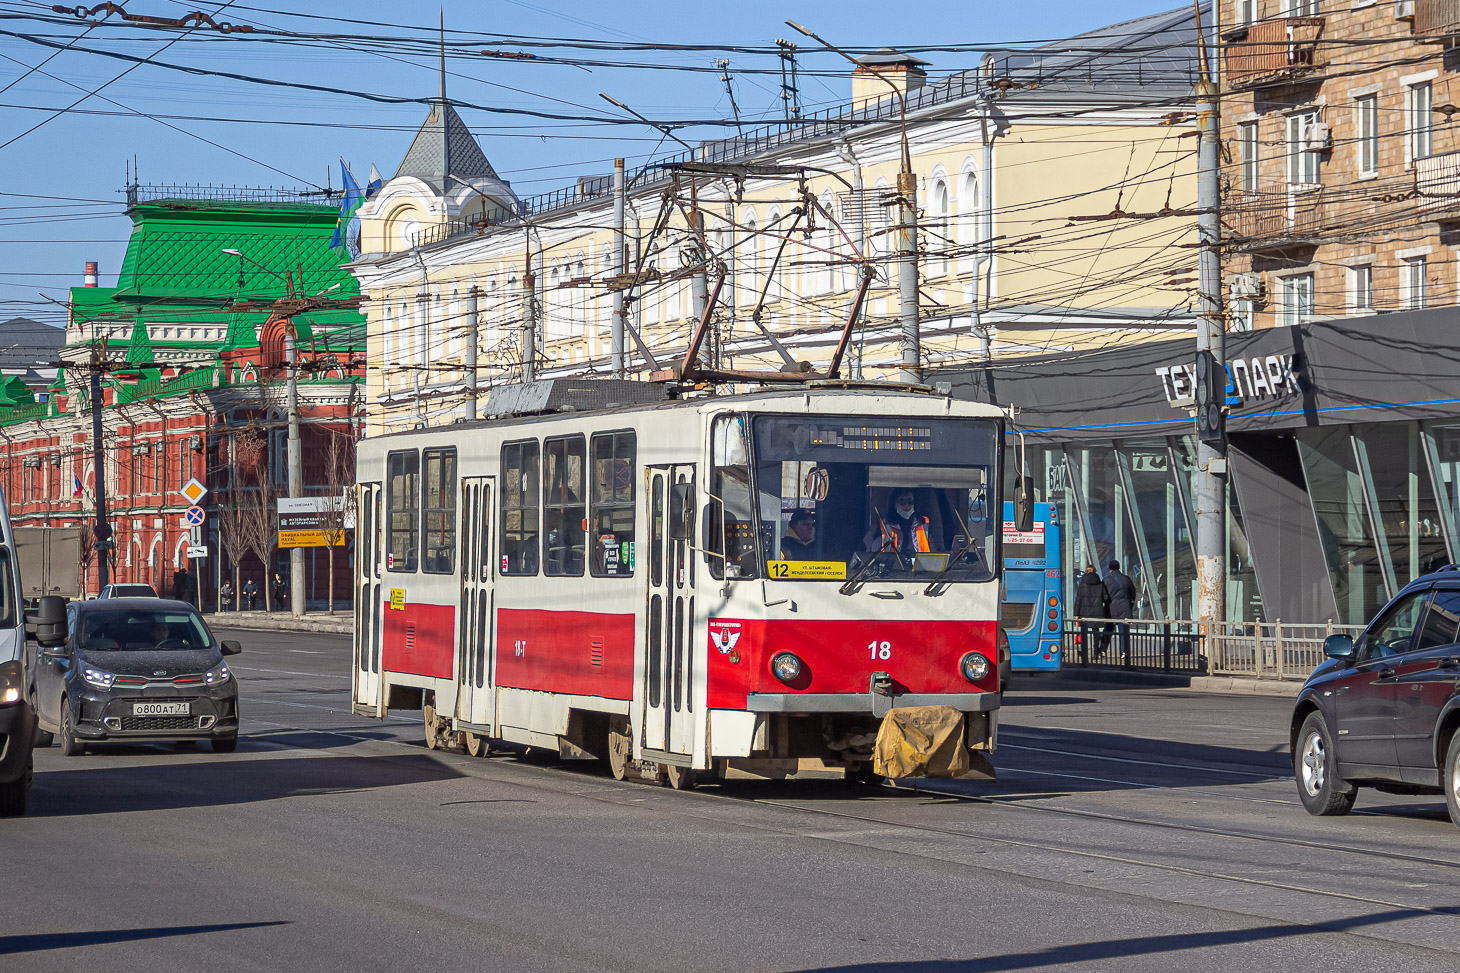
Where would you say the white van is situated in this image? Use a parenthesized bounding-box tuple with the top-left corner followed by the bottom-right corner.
(0, 487, 36, 815)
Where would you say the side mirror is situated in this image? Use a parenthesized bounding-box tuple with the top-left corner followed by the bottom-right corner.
(1323, 634, 1354, 659)
(27, 595, 66, 647)
(41, 643, 68, 658)
(1013, 476, 1035, 534)
(220, 640, 242, 656)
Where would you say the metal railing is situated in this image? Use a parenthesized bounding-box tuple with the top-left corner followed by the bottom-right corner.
(1223, 17, 1325, 88)
(1416, 148, 1460, 215)
(127, 184, 340, 207)
(1224, 180, 1325, 245)
(1414, 0, 1460, 36)
(1064, 616, 1367, 681)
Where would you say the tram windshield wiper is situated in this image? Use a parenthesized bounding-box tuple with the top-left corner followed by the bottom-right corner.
(839, 540, 897, 596)
(922, 543, 984, 596)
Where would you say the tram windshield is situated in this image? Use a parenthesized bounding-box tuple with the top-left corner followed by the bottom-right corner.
(709, 413, 999, 584)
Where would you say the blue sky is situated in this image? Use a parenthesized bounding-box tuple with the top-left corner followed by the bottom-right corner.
(0, 0, 1184, 323)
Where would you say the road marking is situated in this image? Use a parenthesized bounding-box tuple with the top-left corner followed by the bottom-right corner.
(231, 665, 349, 679)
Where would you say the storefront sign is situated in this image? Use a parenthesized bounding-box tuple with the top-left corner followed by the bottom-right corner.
(1155, 354, 1302, 409)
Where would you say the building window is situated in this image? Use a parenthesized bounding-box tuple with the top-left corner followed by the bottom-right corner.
(1285, 0, 1320, 14)
(421, 448, 456, 574)
(589, 431, 636, 578)
(500, 439, 540, 576)
(1404, 256, 1428, 309)
(927, 177, 949, 278)
(1287, 110, 1320, 187)
(1356, 94, 1378, 176)
(1280, 273, 1315, 326)
(1237, 0, 1258, 24)
(1239, 122, 1259, 192)
(386, 450, 419, 573)
(542, 435, 585, 577)
(1349, 264, 1374, 315)
(1409, 81, 1433, 163)
(1230, 298, 1254, 332)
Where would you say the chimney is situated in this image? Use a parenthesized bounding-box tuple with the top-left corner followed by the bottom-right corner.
(852, 49, 930, 110)
(84, 261, 98, 287)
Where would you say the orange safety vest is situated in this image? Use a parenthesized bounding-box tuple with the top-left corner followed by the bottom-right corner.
(880, 515, 931, 553)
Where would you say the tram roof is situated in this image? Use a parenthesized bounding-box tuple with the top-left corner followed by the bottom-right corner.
(366, 381, 1004, 444)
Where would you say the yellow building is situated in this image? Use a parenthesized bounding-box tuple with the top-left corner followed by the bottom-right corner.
(351, 6, 1207, 435)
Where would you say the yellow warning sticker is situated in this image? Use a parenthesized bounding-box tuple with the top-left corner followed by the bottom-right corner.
(766, 560, 846, 580)
(389, 588, 405, 611)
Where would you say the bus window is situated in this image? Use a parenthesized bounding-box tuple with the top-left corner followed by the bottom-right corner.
(501, 440, 540, 576)
(544, 436, 586, 577)
(422, 448, 457, 574)
(708, 415, 756, 580)
(589, 431, 635, 577)
(386, 450, 419, 573)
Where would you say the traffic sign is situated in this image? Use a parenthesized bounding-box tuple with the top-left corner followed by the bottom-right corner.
(186, 545, 208, 559)
(180, 477, 208, 505)
(184, 505, 206, 527)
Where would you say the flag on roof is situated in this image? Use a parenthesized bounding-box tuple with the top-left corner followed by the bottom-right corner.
(72, 474, 81, 498)
(330, 162, 364, 256)
(366, 164, 384, 198)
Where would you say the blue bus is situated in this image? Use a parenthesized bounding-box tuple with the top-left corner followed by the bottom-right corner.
(1001, 501, 1062, 672)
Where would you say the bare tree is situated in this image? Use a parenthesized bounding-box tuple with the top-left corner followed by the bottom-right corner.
(317, 427, 356, 614)
(76, 523, 94, 596)
(215, 428, 252, 611)
(235, 423, 277, 612)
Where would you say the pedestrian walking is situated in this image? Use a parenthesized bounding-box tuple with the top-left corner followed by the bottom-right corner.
(220, 579, 235, 612)
(272, 571, 287, 610)
(1073, 563, 1109, 661)
(243, 578, 258, 611)
(1103, 559, 1137, 658)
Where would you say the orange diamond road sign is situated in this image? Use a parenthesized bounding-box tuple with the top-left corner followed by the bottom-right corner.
(180, 477, 208, 505)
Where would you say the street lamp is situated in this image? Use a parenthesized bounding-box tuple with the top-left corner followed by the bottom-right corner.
(785, 21, 921, 383)
(221, 248, 294, 296)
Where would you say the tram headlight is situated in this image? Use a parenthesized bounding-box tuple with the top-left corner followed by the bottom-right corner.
(959, 652, 991, 684)
(770, 652, 803, 684)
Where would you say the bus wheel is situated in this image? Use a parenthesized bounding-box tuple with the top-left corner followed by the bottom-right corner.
(607, 718, 631, 781)
(464, 730, 488, 758)
(665, 764, 696, 790)
(423, 698, 441, 750)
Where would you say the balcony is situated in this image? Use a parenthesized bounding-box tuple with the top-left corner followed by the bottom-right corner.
(1224, 180, 1325, 249)
(1414, 0, 1460, 37)
(1416, 149, 1460, 217)
(1223, 17, 1325, 89)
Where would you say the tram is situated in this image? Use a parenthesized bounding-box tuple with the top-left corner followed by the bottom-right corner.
(353, 380, 1007, 785)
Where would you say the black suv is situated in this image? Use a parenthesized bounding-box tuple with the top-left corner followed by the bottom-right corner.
(1292, 567, 1460, 827)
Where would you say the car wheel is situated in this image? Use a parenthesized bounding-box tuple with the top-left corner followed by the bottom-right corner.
(211, 735, 238, 754)
(58, 698, 85, 757)
(1294, 711, 1356, 816)
(0, 754, 31, 816)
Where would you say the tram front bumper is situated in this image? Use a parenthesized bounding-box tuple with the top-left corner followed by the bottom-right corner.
(744, 692, 1000, 714)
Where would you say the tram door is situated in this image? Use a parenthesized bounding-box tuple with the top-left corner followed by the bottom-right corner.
(643, 464, 697, 757)
(456, 477, 497, 731)
(353, 482, 384, 715)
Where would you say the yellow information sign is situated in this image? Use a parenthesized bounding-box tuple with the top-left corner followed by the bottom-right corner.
(389, 588, 405, 611)
(277, 529, 347, 549)
(766, 560, 846, 581)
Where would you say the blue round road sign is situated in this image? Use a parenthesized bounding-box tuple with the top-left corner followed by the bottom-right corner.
(185, 505, 206, 526)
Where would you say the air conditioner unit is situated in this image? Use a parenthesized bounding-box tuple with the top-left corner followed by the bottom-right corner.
(1396, 0, 1415, 21)
(1302, 121, 1332, 153)
(1229, 273, 1264, 300)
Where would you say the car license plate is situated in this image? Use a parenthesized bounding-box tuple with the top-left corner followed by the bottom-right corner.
(132, 701, 189, 717)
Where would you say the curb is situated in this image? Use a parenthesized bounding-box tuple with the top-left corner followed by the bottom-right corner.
(1011, 668, 1301, 697)
(203, 612, 353, 636)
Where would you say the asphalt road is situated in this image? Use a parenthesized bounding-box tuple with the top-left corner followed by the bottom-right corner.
(6, 629, 1460, 972)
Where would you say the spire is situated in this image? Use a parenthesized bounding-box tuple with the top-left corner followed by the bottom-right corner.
(439, 9, 447, 104)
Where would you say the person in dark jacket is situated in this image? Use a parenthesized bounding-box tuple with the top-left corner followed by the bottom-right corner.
(1073, 563, 1109, 659)
(1103, 560, 1138, 657)
(782, 509, 817, 559)
(243, 578, 258, 611)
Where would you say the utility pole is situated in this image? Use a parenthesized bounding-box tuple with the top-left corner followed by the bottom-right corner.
(611, 158, 626, 377)
(1194, 3, 1226, 629)
(687, 177, 709, 356)
(88, 340, 111, 589)
(285, 331, 304, 618)
(521, 229, 537, 383)
(465, 286, 479, 420)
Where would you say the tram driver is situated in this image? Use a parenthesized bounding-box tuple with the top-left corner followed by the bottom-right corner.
(781, 509, 816, 559)
(864, 488, 938, 555)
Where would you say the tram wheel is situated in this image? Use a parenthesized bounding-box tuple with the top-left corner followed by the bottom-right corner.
(423, 698, 441, 751)
(464, 730, 488, 758)
(607, 718, 632, 781)
(665, 763, 696, 790)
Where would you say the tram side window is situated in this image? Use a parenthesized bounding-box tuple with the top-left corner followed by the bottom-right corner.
(386, 450, 419, 573)
(707, 415, 757, 580)
(544, 435, 586, 577)
(422, 448, 457, 574)
(590, 430, 636, 577)
(501, 440, 540, 576)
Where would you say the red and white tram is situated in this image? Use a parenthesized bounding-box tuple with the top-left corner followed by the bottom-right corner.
(353, 382, 1007, 785)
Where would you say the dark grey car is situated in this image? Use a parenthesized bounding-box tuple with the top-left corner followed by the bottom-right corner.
(32, 598, 240, 754)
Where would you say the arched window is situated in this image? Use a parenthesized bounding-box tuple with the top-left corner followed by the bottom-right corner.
(960, 167, 980, 272)
(928, 176, 950, 278)
(818, 191, 836, 295)
(740, 211, 758, 309)
(764, 208, 782, 303)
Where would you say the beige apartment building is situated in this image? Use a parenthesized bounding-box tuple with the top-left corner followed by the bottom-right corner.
(1220, 0, 1460, 328)
(351, 7, 1209, 434)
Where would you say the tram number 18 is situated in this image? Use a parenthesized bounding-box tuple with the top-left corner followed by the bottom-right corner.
(868, 640, 892, 660)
